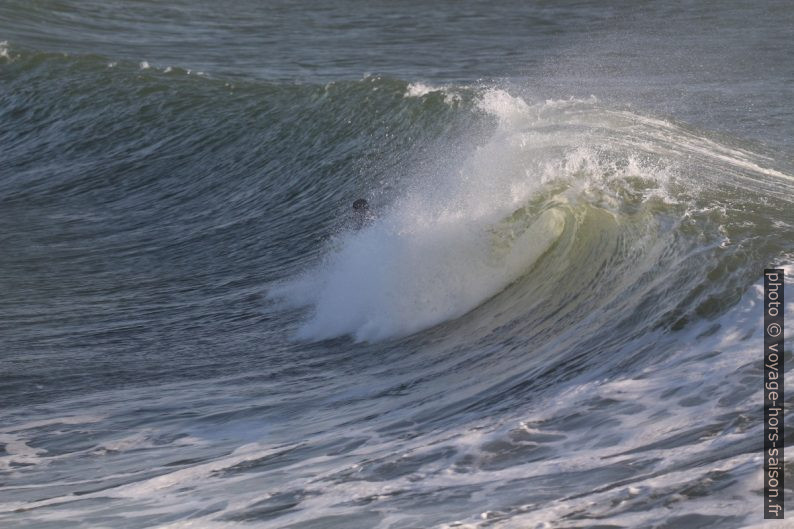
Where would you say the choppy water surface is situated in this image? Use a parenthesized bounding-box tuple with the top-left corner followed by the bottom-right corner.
(1, 1, 793, 528)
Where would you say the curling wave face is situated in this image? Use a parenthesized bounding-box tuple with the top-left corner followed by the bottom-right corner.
(271, 89, 792, 345)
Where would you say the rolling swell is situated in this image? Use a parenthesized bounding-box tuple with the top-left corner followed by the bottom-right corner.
(1, 38, 793, 529)
(1, 42, 472, 405)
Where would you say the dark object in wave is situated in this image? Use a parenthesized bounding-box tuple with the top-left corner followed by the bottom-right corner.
(352, 198, 375, 230)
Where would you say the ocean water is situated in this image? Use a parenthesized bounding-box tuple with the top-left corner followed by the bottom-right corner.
(1, 1, 793, 528)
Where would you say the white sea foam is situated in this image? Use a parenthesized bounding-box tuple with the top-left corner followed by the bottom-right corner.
(0, 415, 106, 472)
(263, 269, 791, 528)
(0, 414, 105, 433)
(0, 434, 47, 471)
(405, 82, 438, 97)
(272, 88, 788, 343)
(271, 91, 684, 342)
(272, 92, 575, 341)
(405, 82, 462, 103)
(4, 263, 789, 524)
